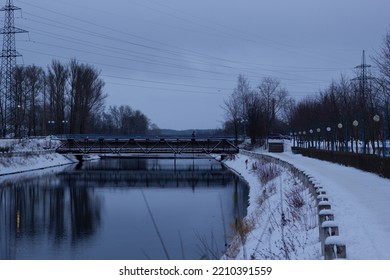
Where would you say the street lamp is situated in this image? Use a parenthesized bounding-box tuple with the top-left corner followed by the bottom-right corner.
(373, 114, 380, 155)
(309, 129, 313, 148)
(298, 131, 302, 147)
(62, 120, 69, 136)
(48, 120, 55, 136)
(326, 127, 332, 151)
(353, 120, 359, 153)
(337, 123, 343, 151)
(316, 128, 321, 149)
(17, 104, 22, 138)
(294, 132, 297, 147)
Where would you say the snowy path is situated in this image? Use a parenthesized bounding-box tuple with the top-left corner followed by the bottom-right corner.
(263, 150, 390, 259)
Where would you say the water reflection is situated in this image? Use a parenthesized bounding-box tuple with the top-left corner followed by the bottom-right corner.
(0, 158, 248, 260)
(0, 177, 101, 259)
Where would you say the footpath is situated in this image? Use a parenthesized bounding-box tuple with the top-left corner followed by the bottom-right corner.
(260, 148, 390, 259)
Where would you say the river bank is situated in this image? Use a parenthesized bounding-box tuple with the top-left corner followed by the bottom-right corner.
(0, 137, 77, 176)
(221, 152, 321, 260)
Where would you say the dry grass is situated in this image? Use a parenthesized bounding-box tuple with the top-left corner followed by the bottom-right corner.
(257, 163, 281, 185)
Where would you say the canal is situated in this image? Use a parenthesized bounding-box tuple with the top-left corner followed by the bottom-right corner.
(0, 157, 249, 260)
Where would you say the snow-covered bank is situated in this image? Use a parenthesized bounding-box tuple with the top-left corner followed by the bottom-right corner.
(260, 149, 390, 260)
(221, 153, 321, 260)
(0, 138, 77, 176)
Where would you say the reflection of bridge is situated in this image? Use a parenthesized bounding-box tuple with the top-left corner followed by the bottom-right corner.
(56, 137, 239, 156)
(58, 169, 236, 188)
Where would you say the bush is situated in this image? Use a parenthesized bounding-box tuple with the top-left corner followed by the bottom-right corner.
(258, 163, 281, 185)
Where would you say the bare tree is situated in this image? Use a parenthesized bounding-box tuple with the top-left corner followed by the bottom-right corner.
(47, 60, 69, 134)
(373, 29, 390, 148)
(222, 75, 249, 143)
(11, 66, 27, 137)
(24, 65, 45, 136)
(222, 95, 241, 144)
(68, 59, 106, 134)
(242, 90, 266, 143)
(104, 105, 150, 135)
(257, 77, 289, 136)
(373, 29, 390, 102)
(127, 110, 150, 134)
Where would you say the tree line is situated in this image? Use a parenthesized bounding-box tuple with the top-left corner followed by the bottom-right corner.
(223, 29, 390, 153)
(222, 75, 293, 144)
(1, 59, 152, 137)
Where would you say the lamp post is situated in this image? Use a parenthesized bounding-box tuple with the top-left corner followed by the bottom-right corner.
(17, 104, 22, 138)
(353, 120, 359, 153)
(316, 128, 321, 149)
(326, 127, 331, 150)
(293, 132, 297, 147)
(309, 129, 313, 148)
(48, 120, 55, 136)
(337, 123, 343, 151)
(373, 114, 380, 155)
(298, 131, 302, 147)
(62, 120, 69, 136)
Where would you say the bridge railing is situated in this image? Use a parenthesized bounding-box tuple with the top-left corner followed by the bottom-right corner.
(56, 137, 239, 155)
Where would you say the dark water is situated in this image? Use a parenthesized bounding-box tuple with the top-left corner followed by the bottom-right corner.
(0, 158, 248, 260)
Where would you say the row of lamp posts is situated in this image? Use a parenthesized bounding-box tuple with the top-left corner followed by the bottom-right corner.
(292, 113, 386, 156)
(47, 120, 68, 135)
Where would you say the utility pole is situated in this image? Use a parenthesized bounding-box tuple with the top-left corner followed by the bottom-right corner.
(0, 0, 27, 137)
(354, 50, 372, 154)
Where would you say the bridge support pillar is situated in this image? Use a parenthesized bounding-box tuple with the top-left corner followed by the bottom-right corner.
(75, 155, 84, 162)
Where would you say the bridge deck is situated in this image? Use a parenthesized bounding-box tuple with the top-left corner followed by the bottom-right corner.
(55, 137, 239, 155)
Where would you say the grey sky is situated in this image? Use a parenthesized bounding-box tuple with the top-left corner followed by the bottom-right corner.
(8, 0, 390, 130)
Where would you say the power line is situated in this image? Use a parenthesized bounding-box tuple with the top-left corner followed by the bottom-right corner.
(15, 0, 355, 103)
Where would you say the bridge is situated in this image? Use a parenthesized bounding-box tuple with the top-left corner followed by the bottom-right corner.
(55, 136, 239, 157)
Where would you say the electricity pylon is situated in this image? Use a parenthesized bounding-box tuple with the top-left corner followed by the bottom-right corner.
(0, 0, 27, 137)
(353, 50, 373, 154)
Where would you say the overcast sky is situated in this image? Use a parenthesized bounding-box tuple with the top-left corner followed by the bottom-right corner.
(7, 0, 390, 130)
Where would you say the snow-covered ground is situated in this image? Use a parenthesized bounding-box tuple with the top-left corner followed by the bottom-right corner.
(224, 141, 390, 260)
(263, 148, 390, 260)
(0, 137, 76, 176)
(222, 153, 321, 260)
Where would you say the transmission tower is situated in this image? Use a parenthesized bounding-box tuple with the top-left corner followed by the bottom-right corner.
(353, 50, 373, 153)
(355, 50, 372, 104)
(0, 0, 27, 137)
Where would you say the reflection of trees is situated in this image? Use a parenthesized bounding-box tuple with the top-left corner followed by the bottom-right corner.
(0, 177, 101, 259)
(70, 188, 101, 239)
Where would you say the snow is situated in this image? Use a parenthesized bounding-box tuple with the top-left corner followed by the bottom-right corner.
(263, 152, 390, 259)
(318, 209, 334, 216)
(222, 153, 321, 260)
(321, 221, 338, 228)
(0, 137, 76, 176)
